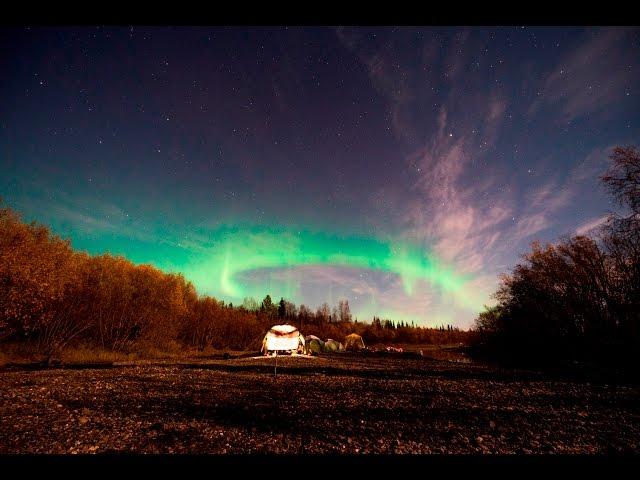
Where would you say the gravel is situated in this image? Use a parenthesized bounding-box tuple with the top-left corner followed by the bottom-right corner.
(1, 355, 638, 454)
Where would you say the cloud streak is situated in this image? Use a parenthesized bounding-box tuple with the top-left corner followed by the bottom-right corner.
(575, 215, 609, 236)
(530, 28, 638, 122)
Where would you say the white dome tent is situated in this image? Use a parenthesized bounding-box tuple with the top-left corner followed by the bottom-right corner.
(261, 324, 305, 356)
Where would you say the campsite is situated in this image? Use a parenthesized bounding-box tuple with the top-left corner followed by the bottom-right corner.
(1, 350, 639, 454)
(2, 26, 640, 458)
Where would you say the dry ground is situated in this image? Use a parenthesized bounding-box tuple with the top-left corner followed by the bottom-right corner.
(1, 354, 639, 454)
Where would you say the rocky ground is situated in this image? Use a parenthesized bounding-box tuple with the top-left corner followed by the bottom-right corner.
(1, 354, 639, 454)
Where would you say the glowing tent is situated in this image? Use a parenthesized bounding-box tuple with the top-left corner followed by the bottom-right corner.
(262, 324, 305, 355)
(305, 335, 324, 355)
(324, 338, 345, 352)
(344, 333, 365, 351)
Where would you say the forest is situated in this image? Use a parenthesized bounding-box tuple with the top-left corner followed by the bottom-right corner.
(0, 205, 468, 361)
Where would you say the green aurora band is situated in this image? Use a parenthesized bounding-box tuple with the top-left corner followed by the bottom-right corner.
(172, 225, 482, 312)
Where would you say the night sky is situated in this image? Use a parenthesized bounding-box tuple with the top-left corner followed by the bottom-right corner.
(1, 26, 639, 327)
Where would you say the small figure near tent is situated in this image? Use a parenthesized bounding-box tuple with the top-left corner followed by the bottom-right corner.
(261, 324, 305, 356)
(344, 333, 365, 352)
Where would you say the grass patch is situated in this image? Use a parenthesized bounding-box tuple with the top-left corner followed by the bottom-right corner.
(0, 341, 258, 367)
(0, 349, 9, 367)
(61, 345, 138, 364)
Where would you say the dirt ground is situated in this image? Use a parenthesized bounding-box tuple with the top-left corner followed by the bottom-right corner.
(1, 354, 639, 454)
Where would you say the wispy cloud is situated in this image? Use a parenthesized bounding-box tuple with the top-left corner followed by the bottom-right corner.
(336, 28, 521, 322)
(575, 215, 609, 236)
(401, 106, 512, 279)
(335, 28, 626, 327)
(336, 27, 419, 143)
(9, 182, 183, 250)
(529, 28, 638, 122)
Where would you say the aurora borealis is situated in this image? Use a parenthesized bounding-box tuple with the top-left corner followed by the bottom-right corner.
(1, 26, 639, 327)
(178, 226, 475, 308)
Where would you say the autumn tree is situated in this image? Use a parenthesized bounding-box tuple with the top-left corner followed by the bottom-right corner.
(0, 205, 92, 357)
(338, 299, 352, 322)
(601, 146, 640, 343)
(474, 146, 640, 366)
(602, 146, 640, 216)
(260, 295, 277, 318)
(242, 297, 258, 311)
(316, 302, 330, 324)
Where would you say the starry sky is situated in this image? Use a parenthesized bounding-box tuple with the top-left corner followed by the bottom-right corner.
(1, 26, 639, 328)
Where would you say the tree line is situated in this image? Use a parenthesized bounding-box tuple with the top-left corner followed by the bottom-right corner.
(0, 204, 471, 360)
(474, 146, 640, 368)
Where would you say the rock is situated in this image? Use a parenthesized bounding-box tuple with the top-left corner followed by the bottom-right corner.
(79, 416, 90, 425)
